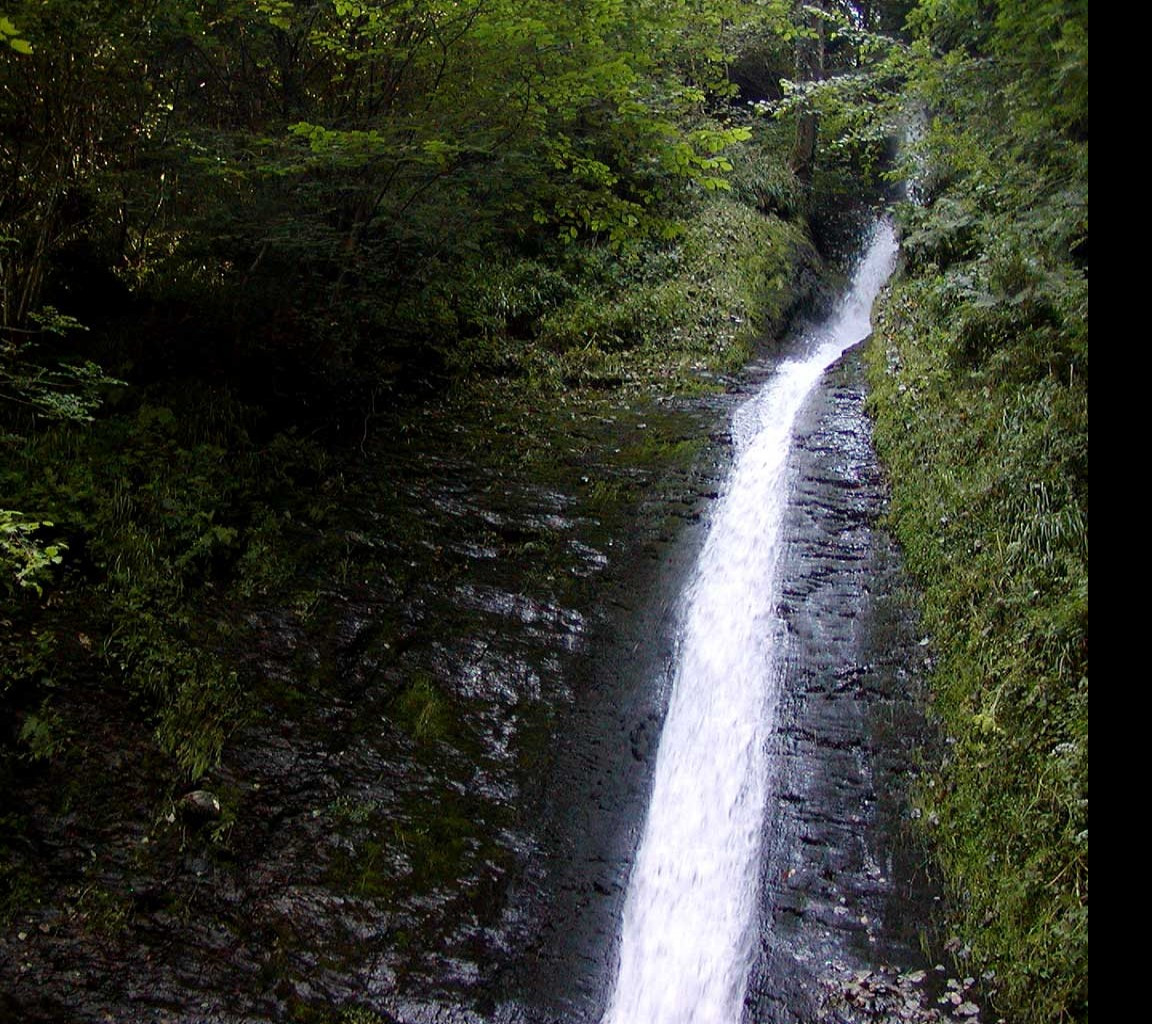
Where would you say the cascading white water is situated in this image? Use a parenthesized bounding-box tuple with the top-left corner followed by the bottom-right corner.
(601, 221, 898, 1024)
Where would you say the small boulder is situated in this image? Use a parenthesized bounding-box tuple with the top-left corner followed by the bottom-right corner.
(178, 790, 222, 821)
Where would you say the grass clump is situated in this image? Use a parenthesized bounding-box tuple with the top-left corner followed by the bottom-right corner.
(393, 673, 452, 743)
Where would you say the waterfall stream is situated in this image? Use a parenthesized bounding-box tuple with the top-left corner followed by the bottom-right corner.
(601, 221, 899, 1024)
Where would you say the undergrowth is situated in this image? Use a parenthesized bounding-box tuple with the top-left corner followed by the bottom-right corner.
(859, 3, 1088, 1015)
(445, 124, 814, 396)
(867, 214, 1087, 1022)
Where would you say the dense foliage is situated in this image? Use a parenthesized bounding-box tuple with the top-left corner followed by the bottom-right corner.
(0, 0, 816, 925)
(864, 1, 1088, 1019)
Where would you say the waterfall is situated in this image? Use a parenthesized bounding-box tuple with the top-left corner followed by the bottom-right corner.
(601, 221, 898, 1024)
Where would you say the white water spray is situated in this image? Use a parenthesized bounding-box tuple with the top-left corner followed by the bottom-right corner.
(602, 221, 898, 1024)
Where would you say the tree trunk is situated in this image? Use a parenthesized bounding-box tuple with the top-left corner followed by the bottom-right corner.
(790, 1, 827, 186)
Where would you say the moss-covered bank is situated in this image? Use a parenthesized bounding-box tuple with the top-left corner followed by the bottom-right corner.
(866, 249, 1087, 1021)
(857, 1, 1088, 1015)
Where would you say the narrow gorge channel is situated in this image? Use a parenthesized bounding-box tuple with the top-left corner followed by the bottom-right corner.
(598, 221, 918, 1024)
(519, 221, 941, 1024)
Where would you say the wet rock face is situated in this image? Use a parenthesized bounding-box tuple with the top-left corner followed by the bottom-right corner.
(745, 343, 938, 1023)
(0, 391, 730, 1023)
